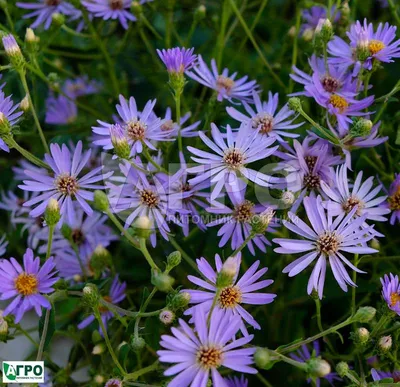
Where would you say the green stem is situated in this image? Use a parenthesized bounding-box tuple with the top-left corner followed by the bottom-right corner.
(388, 0, 400, 26)
(105, 209, 140, 250)
(315, 298, 324, 332)
(231, 232, 254, 256)
(216, 0, 230, 69)
(139, 238, 159, 271)
(269, 349, 308, 370)
(142, 146, 168, 173)
(7, 138, 50, 169)
(165, 1, 174, 47)
(123, 360, 159, 381)
(36, 308, 50, 361)
(18, 326, 39, 348)
(95, 310, 126, 376)
(138, 25, 162, 68)
(61, 25, 92, 39)
(46, 225, 55, 259)
(3, 6, 16, 35)
(168, 236, 199, 273)
(18, 70, 49, 153)
(370, 314, 391, 337)
(228, 0, 285, 89)
(207, 289, 221, 326)
(288, 7, 301, 94)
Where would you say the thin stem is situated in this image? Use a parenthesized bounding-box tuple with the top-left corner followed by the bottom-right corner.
(207, 289, 221, 326)
(95, 310, 126, 376)
(3, 6, 16, 35)
(370, 314, 391, 337)
(18, 326, 39, 348)
(142, 15, 162, 40)
(105, 209, 140, 250)
(231, 232, 254, 256)
(36, 308, 50, 361)
(388, 0, 400, 26)
(138, 25, 163, 68)
(288, 7, 301, 93)
(124, 360, 159, 381)
(269, 349, 308, 370)
(18, 70, 49, 152)
(228, 0, 285, 89)
(46, 225, 55, 259)
(165, 1, 174, 47)
(314, 298, 324, 332)
(216, 0, 230, 69)
(61, 25, 92, 39)
(7, 138, 50, 169)
(139, 238, 159, 271)
(142, 146, 168, 173)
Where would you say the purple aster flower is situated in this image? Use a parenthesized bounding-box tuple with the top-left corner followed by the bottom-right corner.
(187, 123, 278, 201)
(0, 235, 8, 257)
(187, 55, 259, 102)
(380, 273, 400, 316)
(328, 19, 400, 75)
(0, 190, 28, 217)
(274, 137, 342, 212)
(78, 275, 126, 333)
(207, 189, 277, 255)
(226, 91, 302, 142)
(0, 248, 58, 323)
(301, 6, 340, 35)
(290, 341, 341, 386)
(273, 195, 378, 298)
(39, 205, 117, 258)
(92, 95, 169, 155)
(105, 379, 122, 387)
(157, 47, 197, 74)
(16, 0, 82, 30)
(321, 164, 390, 225)
(225, 375, 248, 387)
(384, 173, 400, 225)
(19, 141, 110, 225)
(158, 108, 201, 139)
(184, 253, 276, 332)
(82, 0, 151, 30)
(157, 307, 257, 386)
(372, 368, 400, 382)
(62, 76, 101, 99)
(45, 94, 77, 125)
(0, 89, 24, 152)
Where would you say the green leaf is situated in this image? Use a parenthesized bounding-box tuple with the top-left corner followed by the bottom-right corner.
(38, 307, 56, 352)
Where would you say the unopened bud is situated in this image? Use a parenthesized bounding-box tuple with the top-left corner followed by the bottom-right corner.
(92, 343, 105, 355)
(288, 97, 302, 113)
(354, 306, 376, 323)
(216, 257, 239, 288)
(73, 274, 82, 283)
(25, 28, 36, 43)
(25, 28, 39, 53)
(288, 26, 296, 38)
(317, 19, 333, 42)
(350, 118, 373, 138)
(151, 271, 174, 292)
(0, 314, 8, 341)
(133, 216, 152, 238)
(281, 190, 295, 205)
(131, 1, 142, 18)
(52, 13, 65, 27)
(307, 358, 331, 378)
(130, 335, 146, 351)
(302, 28, 314, 41)
(194, 4, 206, 21)
(254, 348, 270, 369)
(20, 95, 30, 112)
(169, 291, 191, 310)
(0, 0, 7, 10)
(251, 208, 275, 234)
(2, 34, 21, 58)
(378, 335, 392, 352)
(370, 238, 380, 250)
(354, 327, 370, 345)
(110, 124, 130, 159)
(94, 375, 104, 384)
(166, 251, 181, 270)
(82, 283, 100, 308)
(0, 112, 11, 135)
(45, 198, 61, 226)
(90, 245, 111, 277)
(159, 310, 175, 325)
(336, 361, 349, 377)
(93, 190, 109, 212)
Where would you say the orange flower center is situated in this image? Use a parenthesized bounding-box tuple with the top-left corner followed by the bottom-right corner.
(388, 188, 400, 211)
(390, 292, 400, 307)
(218, 286, 242, 308)
(369, 40, 385, 55)
(197, 346, 223, 368)
(216, 76, 235, 94)
(329, 95, 349, 113)
(15, 273, 38, 296)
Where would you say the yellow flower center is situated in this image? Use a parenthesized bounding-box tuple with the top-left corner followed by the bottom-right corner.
(342, 196, 365, 216)
(216, 75, 235, 94)
(15, 273, 38, 296)
(329, 95, 349, 113)
(140, 189, 159, 208)
(233, 201, 254, 222)
(390, 292, 400, 307)
(223, 148, 245, 169)
(218, 286, 242, 308)
(126, 120, 146, 141)
(55, 173, 79, 196)
(317, 232, 340, 256)
(369, 40, 385, 55)
(197, 346, 223, 369)
(388, 188, 400, 211)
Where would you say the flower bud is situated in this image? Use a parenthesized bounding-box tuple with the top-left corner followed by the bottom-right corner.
(315, 18, 333, 43)
(0, 112, 11, 135)
(25, 28, 39, 53)
(131, 1, 143, 18)
(216, 257, 238, 288)
(281, 190, 295, 206)
(288, 26, 296, 38)
(0, 315, 8, 341)
(110, 124, 130, 159)
(288, 97, 302, 113)
(130, 335, 146, 351)
(166, 251, 181, 270)
(159, 310, 175, 325)
(105, 379, 122, 387)
(194, 4, 206, 22)
(45, 198, 61, 226)
(254, 348, 270, 369)
(92, 343, 105, 355)
(307, 358, 331, 378)
(336, 361, 349, 378)
(151, 270, 174, 292)
(353, 327, 370, 346)
(93, 190, 109, 212)
(250, 208, 275, 234)
(0, 0, 7, 10)
(82, 283, 100, 308)
(20, 95, 30, 112)
(90, 245, 111, 277)
(51, 13, 65, 27)
(350, 118, 373, 138)
(92, 330, 103, 344)
(94, 375, 104, 384)
(133, 216, 152, 238)
(302, 28, 314, 41)
(378, 335, 392, 352)
(169, 291, 191, 310)
(354, 306, 376, 323)
(2, 34, 22, 58)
